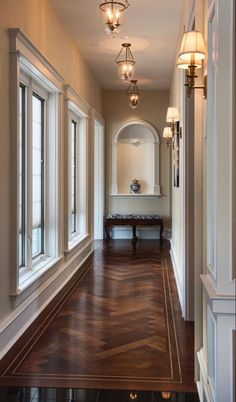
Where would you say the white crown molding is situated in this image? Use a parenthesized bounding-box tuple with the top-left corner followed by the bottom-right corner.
(64, 84, 90, 116)
(8, 28, 64, 90)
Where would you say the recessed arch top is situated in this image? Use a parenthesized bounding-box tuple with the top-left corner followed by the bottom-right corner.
(114, 120, 160, 144)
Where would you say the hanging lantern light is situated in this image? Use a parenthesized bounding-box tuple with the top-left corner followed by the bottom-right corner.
(99, 0, 129, 37)
(126, 80, 140, 109)
(115, 43, 135, 81)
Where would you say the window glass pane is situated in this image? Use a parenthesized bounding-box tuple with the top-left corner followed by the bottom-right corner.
(19, 84, 25, 268)
(70, 120, 77, 234)
(32, 93, 44, 258)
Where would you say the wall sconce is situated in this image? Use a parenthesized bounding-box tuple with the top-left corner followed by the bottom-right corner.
(166, 107, 182, 139)
(163, 126, 173, 148)
(177, 30, 207, 98)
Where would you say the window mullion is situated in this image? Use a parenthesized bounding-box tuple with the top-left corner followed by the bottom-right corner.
(76, 125, 80, 234)
(41, 98, 45, 256)
(27, 83, 33, 269)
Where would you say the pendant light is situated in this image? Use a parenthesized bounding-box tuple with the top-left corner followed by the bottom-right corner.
(126, 80, 140, 109)
(115, 43, 135, 81)
(99, 0, 129, 37)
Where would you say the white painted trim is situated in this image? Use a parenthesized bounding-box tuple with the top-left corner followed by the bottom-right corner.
(9, 28, 64, 89)
(0, 241, 93, 359)
(201, 274, 236, 314)
(113, 120, 160, 144)
(109, 193, 162, 198)
(64, 85, 90, 116)
(169, 240, 184, 315)
(197, 348, 214, 402)
(93, 118, 105, 240)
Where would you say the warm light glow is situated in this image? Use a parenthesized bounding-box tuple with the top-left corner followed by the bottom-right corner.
(161, 391, 172, 400)
(121, 62, 133, 80)
(100, 1, 129, 36)
(129, 94, 139, 109)
(126, 79, 140, 109)
(163, 127, 172, 138)
(176, 58, 202, 70)
(179, 30, 206, 62)
(166, 107, 180, 123)
(129, 391, 138, 400)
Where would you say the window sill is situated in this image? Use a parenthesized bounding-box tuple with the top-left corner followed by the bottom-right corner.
(65, 233, 90, 257)
(109, 193, 162, 198)
(19, 256, 63, 291)
(10, 256, 63, 308)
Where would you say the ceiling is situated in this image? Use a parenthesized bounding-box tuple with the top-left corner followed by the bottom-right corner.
(52, 0, 184, 90)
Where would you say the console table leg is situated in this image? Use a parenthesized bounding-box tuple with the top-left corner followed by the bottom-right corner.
(104, 225, 110, 240)
(132, 225, 137, 243)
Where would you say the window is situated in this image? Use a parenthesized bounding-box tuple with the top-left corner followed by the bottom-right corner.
(70, 120, 77, 235)
(19, 84, 26, 268)
(18, 73, 60, 284)
(66, 99, 88, 250)
(9, 29, 63, 300)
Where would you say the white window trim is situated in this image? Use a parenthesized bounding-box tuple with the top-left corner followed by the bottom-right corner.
(64, 85, 90, 253)
(9, 28, 64, 300)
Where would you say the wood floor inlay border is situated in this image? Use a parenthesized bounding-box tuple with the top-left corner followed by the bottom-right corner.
(0, 241, 195, 392)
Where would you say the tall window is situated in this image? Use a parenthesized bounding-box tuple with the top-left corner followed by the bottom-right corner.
(19, 84, 26, 268)
(18, 75, 59, 277)
(70, 120, 77, 235)
(67, 103, 88, 249)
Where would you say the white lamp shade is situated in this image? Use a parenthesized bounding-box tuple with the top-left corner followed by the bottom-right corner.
(166, 107, 180, 123)
(179, 30, 206, 62)
(176, 57, 202, 70)
(163, 127, 172, 138)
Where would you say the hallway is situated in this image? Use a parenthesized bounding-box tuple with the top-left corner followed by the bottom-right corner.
(0, 241, 195, 393)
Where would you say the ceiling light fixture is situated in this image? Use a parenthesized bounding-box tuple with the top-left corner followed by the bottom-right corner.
(115, 43, 135, 81)
(99, 0, 129, 37)
(126, 79, 140, 109)
(177, 30, 207, 98)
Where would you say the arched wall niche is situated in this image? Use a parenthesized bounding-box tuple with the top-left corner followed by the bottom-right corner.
(111, 120, 161, 196)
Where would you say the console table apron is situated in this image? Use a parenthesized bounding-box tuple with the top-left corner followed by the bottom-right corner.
(104, 214, 164, 243)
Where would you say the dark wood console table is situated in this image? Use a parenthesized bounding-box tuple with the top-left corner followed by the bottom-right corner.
(104, 214, 164, 243)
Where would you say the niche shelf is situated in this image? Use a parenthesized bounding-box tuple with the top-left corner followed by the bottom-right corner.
(111, 120, 161, 196)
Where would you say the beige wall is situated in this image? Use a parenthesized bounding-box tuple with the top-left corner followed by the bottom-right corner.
(103, 90, 171, 228)
(0, 0, 102, 325)
(0, 0, 102, 113)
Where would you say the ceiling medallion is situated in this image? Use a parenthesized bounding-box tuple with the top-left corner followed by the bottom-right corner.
(126, 79, 141, 109)
(115, 43, 135, 81)
(99, 0, 129, 37)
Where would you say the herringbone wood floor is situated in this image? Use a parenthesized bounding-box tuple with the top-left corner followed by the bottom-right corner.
(0, 240, 195, 392)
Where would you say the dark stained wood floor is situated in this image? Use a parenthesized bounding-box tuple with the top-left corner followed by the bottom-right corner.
(0, 240, 195, 393)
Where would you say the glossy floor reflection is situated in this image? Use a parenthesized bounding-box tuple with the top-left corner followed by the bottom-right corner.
(0, 387, 200, 402)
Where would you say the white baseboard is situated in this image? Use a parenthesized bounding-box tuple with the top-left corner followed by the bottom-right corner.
(0, 240, 93, 359)
(111, 227, 161, 240)
(169, 240, 184, 316)
(197, 348, 214, 402)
